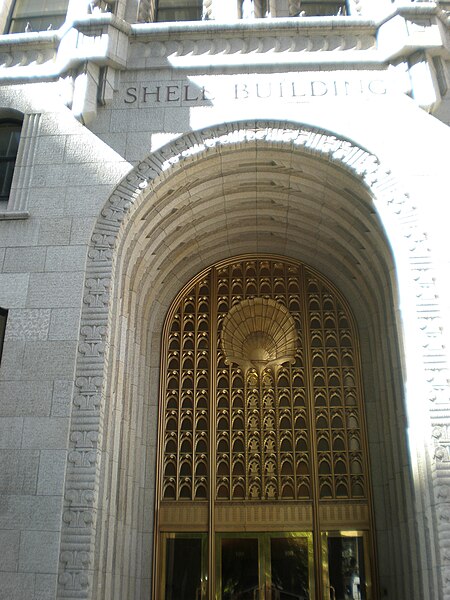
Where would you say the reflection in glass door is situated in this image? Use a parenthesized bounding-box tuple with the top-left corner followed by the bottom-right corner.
(322, 532, 370, 600)
(221, 537, 260, 600)
(161, 531, 371, 600)
(162, 534, 207, 600)
(270, 536, 311, 600)
(217, 533, 314, 600)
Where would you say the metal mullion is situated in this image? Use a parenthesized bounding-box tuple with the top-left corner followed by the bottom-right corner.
(244, 373, 249, 500)
(274, 368, 282, 500)
(289, 360, 299, 500)
(301, 267, 323, 600)
(258, 373, 265, 499)
(228, 362, 233, 499)
(351, 316, 379, 600)
(227, 267, 234, 501)
(153, 300, 177, 600)
(193, 284, 199, 502)
(177, 306, 184, 501)
(324, 324, 336, 499)
(336, 307, 351, 496)
(208, 269, 217, 600)
(321, 306, 333, 500)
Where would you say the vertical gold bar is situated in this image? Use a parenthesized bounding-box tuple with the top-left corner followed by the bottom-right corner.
(300, 264, 324, 600)
(209, 268, 217, 600)
(152, 306, 173, 600)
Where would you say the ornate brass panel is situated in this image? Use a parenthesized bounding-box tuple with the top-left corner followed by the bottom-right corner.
(156, 256, 374, 599)
(162, 275, 210, 501)
(160, 257, 367, 505)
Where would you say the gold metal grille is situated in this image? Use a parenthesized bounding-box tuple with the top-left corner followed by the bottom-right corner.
(162, 276, 210, 501)
(160, 257, 367, 505)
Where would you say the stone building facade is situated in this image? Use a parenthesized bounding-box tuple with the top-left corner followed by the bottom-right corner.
(0, 1, 450, 599)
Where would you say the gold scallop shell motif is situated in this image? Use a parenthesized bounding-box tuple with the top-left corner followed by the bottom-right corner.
(221, 297, 297, 373)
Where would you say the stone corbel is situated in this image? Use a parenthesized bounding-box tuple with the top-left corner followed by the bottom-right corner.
(68, 14, 129, 122)
(408, 49, 442, 111)
(72, 62, 101, 124)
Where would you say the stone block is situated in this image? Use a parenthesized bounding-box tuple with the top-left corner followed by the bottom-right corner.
(22, 417, 69, 450)
(28, 188, 66, 218)
(34, 574, 57, 600)
(62, 161, 128, 188)
(110, 108, 165, 133)
(20, 341, 77, 380)
(51, 380, 74, 417)
(125, 131, 152, 162)
(3, 247, 46, 273)
(98, 132, 127, 157)
(0, 450, 39, 494)
(37, 450, 67, 496)
(5, 309, 50, 341)
(0, 418, 23, 449)
(70, 217, 97, 244)
(0, 340, 25, 380)
(0, 247, 5, 269)
(40, 112, 84, 137)
(88, 107, 112, 134)
(30, 163, 66, 189)
(0, 220, 39, 249)
(0, 274, 29, 309)
(163, 107, 192, 133)
(0, 495, 62, 530)
(44, 245, 87, 273)
(34, 135, 66, 165)
(64, 133, 120, 164)
(64, 185, 111, 217)
(37, 218, 72, 246)
(0, 380, 53, 417)
(26, 272, 84, 309)
(0, 572, 34, 600)
(48, 308, 80, 341)
(19, 530, 60, 574)
(0, 529, 20, 571)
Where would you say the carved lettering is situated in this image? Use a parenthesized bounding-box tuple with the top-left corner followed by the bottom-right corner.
(235, 83, 249, 100)
(124, 87, 137, 104)
(368, 80, 387, 95)
(311, 81, 327, 97)
(166, 85, 180, 102)
(184, 85, 199, 102)
(143, 85, 161, 103)
(122, 78, 391, 106)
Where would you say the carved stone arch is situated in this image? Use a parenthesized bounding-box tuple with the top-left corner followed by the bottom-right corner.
(57, 120, 447, 600)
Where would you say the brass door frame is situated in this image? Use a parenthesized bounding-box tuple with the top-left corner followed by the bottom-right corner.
(153, 255, 378, 600)
(216, 531, 314, 600)
(159, 532, 209, 600)
(321, 530, 372, 600)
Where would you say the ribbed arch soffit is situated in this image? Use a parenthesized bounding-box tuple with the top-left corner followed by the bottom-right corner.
(58, 120, 440, 600)
(114, 138, 394, 331)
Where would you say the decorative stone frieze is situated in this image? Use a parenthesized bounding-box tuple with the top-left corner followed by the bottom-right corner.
(57, 120, 450, 599)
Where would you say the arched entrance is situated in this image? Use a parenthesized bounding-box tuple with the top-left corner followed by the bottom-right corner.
(57, 122, 434, 600)
(155, 256, 376, 600)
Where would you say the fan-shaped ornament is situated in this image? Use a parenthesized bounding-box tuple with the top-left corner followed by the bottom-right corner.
(221, 298, 297, 373)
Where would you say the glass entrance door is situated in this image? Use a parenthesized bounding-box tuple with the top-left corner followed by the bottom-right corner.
(160, 530, 371, 600)
(217, 533, 313, 600)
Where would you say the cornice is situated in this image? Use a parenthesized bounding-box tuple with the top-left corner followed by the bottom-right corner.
(0, 9, 448, 93)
